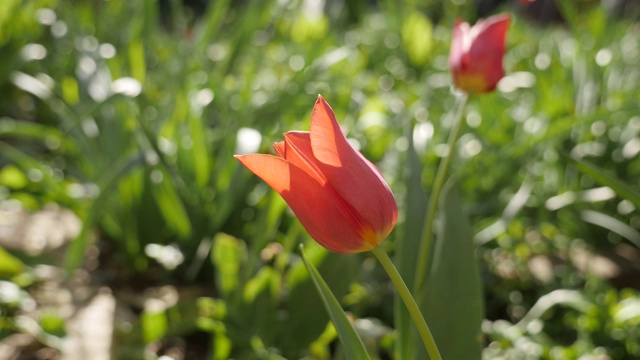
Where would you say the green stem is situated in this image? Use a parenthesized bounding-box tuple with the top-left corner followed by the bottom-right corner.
(413, 93, 469, 292)
(371, 246, 442, 360)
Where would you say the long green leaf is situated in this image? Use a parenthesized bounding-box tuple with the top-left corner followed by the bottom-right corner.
(0, 117, 67, 147)
(65, 154, 146, 272)
(187, 113, 211, 188)
(282, 239, 358, 356)
(564, 154, 640, 209)
(196, 0, 232, 46)
(395, 124, 428, 360)
(423, 181, 484, 360)
(299, 245, 371, 360)
(150, 167, 192, 239)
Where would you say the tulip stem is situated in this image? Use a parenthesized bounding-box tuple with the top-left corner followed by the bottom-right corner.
(413, 93, 468, 292)
(371, 246, 442, 360)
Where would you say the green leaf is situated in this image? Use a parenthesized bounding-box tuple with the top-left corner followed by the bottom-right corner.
(0, 164, 28, 189)
(61, 76, 79, 105)
(243, 266, 276, 303)
(401, 12, 433, 66)
(150, 167, 192, 238)
(309, 322, 338, 359)
(281, 239, 358, 356)
(141, 310, 168, 343)
(211, 233, 246, 296)
(515, 290, 590, 328)
(564, 154, 640, 210)
(299, 245, 371, 360)
(196, 0, 232, 46)
(614, 297, 640, 323)
(581, 210, 640, 249)
(65, 154, 145, 272)
(0, 117, 67, 149)
(0, 246, 24, 276)
(423, 181, 484, 360)
(128, 40, 146, 84)
(188, 113, 211, 188)
(39, 312, 66, 337)
(212, 331, 233, 360)
(395, 130, 428, 360)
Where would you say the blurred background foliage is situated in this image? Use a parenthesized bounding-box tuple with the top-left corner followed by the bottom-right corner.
(0, 0, 640, 359)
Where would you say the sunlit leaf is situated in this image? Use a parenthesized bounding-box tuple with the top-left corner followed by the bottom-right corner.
(0, 246, 24, 276)
(402, 12, 433, 66)
(61, 76, 79, 105)
(141, 310, 168, 344)
(188, 113, 211, 188)
(564, 154, 640, 209)
(128, 40, 146, 84)
(243, 266, 276, 303)
(299, 244, 371, 360)
(0, 164, 28, 189)
(211, 233, 246, 296)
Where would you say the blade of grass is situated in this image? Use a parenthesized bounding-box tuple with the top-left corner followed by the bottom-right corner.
(0, 141, 56, 185)
(187, 112, 211, 188)
(563, 153, 640, 209)
(195, 0, 232, 46)
(581, 210, 640, 249)
(150, 166, 192, 239)
(0, 117, 66, 144)
(65, 153, 146, 272)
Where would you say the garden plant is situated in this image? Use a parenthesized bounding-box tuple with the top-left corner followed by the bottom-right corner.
(0, 0, 640, 359)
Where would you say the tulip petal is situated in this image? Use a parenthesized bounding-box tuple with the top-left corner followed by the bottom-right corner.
(281, 131, 326, 185)
(309, 96, 397, 239)
(273, 140, 286, 158)
(467, 14, 510, 90)
(450, 14, 509, 93)
(234, 154, 376, 253)
(449, 21, 469, 72)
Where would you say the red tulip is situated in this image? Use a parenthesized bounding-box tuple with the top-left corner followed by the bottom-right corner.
(235, 96, 398, 253)
(449, 13, 510, 94)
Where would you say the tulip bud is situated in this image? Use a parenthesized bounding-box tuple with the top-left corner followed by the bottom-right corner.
(449, 13, 510, 94)
(235, 96, 398, 254)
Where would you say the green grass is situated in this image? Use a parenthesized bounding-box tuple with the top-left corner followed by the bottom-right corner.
(1, 0, 640, 358)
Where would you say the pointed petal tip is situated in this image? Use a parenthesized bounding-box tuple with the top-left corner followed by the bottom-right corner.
(485, 13, 511, 27)
(496, 12, 511, 21)
(313, 95, 334, 115)
(234, 154, 250, 164)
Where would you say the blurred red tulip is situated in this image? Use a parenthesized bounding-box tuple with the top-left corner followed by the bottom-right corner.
(235, 96, 398, 253)
(449, 13, 510, 94)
